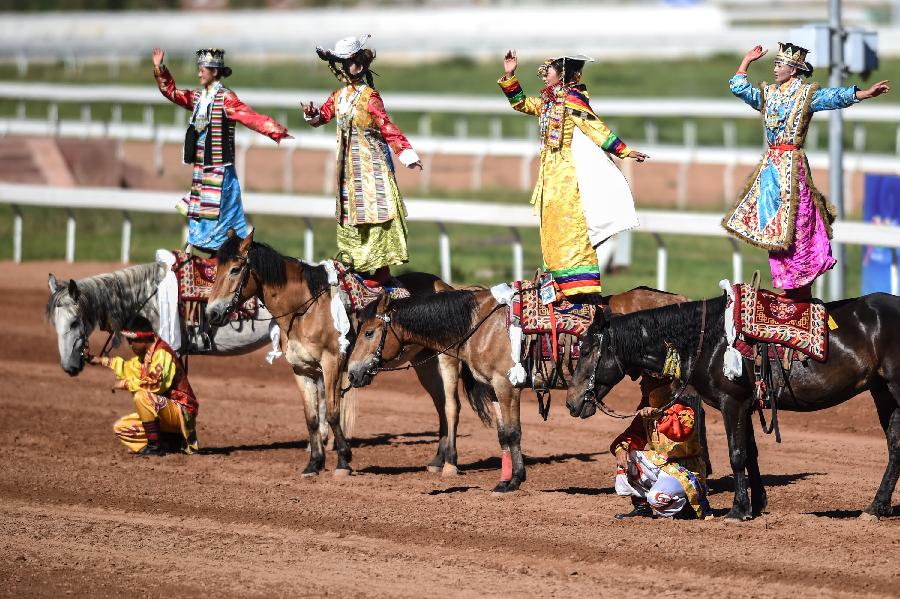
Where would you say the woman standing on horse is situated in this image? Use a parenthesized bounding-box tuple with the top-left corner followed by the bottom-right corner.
(302, 35, 422, 286)
(499, 50, 648, 299)
(153, 47, 291, 253)
(724, 42, 890, 300)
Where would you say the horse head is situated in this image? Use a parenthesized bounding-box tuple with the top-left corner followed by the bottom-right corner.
(46, 274, 90, 376)
(207, 228, 258, 327)
(347, 293, 403, 388)
(565, 308, 628, 419)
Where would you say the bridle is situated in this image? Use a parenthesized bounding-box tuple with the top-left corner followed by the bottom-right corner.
(218, 253, 253, 322)
(581, 299, 708, 420)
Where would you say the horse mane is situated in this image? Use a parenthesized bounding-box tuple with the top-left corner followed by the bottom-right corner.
(217, 235, 329, 294)
(44, 263, 161, 331)
(597, 294, 727, 365)
(368, 290, 478, 345)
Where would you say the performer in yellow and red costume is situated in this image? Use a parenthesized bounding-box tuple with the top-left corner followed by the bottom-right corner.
(303, 35, 422, 285)
(498, 50, 648, 298)
(89, 316, 199, 456)
(152, 47, 290, 253)
(610, 385, 712, 520)
(724, 42, 889, 300)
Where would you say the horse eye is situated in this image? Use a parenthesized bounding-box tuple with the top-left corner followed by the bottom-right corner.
(364, 329, 374, 339)
(69, 321, 79, 330)
(229, 267, 240, 276)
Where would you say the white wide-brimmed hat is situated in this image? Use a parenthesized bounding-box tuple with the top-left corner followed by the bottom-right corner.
(316, 35, 371, 60)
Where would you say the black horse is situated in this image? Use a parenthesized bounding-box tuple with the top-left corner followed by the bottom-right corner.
(565, 292, 900, 520)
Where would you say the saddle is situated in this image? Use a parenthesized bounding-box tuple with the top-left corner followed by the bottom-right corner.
(728, 281, 830, 442)
(506, 276, 598, 419)
(172, 251, 259, 351)
(331, 261, 410, 313)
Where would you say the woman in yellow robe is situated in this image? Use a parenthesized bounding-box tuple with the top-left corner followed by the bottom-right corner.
(499, 50, 647, 298)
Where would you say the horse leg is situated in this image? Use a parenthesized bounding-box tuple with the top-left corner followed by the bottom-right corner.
(864, 380, 900, 518)
(492, 382, 524, 493)
(322, 353, 353, 477)
(699, 406, 713, 476)
(293, 371, 326, 476)
(721, 397, 753, 521)
(439, 355, 461, 477)
(413, 357, 449, 474)
(746, 421, 767, 517)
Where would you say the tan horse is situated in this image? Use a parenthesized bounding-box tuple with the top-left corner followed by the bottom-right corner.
(347, 286, 688, 492)
(206, 230, 492, 477)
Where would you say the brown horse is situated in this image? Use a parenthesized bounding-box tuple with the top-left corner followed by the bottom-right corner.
(347, 286, 688, 492)
(206, 230, 492, 477)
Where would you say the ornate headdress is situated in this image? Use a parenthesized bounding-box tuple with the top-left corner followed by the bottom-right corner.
(774, 42, 812, 74)
(121, 316, 156, 341)
(196, 48, 226, 69)
(316, 35, 371, 61)
(537, 54, 594, 83)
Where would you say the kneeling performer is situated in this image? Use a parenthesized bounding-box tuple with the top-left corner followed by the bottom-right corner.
(611, 387, 712, 520)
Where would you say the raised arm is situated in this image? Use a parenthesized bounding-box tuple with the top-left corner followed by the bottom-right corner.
(730, 45, 767, 111)
(498, 49, 541, 116)
(368, 90, 421, 169)
(223, 91, 290, 143)
(152, 48, 194, 111)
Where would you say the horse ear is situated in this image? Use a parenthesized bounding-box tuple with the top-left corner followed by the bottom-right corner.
(68, 279, 80, 302)
(48, 273, 60, 293)
(238, 229, 254, 254)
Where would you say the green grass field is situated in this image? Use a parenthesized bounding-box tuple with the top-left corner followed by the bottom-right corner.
(0, 203, 864, 300)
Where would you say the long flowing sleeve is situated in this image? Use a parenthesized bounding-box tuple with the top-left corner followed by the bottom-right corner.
(610, 415, 648, 455)
(730, 73, 762, 111)
(306, 94, 335, 128)
(498, 75, 542, 116)
(572, 114, 631, 158)
(153, 65, 194, 111)
(108, 349, 175, 394)
(368, 90, 418, 166)
(810, 85, 860, 112)
(223, 91, 290, 143)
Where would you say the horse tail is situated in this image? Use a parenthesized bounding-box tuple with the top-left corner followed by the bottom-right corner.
(460, 362, 495, 427)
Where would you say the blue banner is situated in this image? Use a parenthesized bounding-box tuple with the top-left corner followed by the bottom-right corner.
(861, 174, 900, 295)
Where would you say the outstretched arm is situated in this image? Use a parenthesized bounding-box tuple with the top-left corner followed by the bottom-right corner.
(152, 48, 194, 110)
(572, 115, 643, 160)
(811, 79, 890, 112)
(302, 94, 335, 128)
(368, 91, 421, 169)
(223, 91, 290, 143)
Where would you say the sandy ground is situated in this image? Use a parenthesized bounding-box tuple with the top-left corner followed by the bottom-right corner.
(1, 261, 898, 598)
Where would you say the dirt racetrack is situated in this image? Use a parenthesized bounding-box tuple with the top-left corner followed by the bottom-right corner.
(2, 261, 898, 598)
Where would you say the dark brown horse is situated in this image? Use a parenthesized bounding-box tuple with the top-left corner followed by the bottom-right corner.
(205, 231, 492, 477)
(347, 286, 688, 492)
(566, 293, 900, 520)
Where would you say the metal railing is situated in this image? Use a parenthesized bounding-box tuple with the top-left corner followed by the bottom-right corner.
(3, 182, 898, 295)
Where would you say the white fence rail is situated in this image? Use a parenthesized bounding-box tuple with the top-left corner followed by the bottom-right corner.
(2, 183, 898, 295)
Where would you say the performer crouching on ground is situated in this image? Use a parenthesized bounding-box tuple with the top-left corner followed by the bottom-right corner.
(611, 386, 712, 520)
(724, 43, 890, 300)
(498, 49, 648, 299)
(89, 316, 199, 456)
(302, 35, 422, 287)
(152, 47, 291, 254)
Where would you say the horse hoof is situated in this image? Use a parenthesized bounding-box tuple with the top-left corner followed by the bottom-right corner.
(333, 468, 352, 478)
(301, 470, 319, 478)
(491, 481, 511, 495)
(441, 464, 459, 477)
(426, 465, 442, 473)
(858, 512, 879, 522)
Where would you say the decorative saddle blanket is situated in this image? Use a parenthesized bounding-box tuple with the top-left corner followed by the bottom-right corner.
(733, 283, 828, 362)
(509, 280, 596, 341)
(331, 260, 410, 313)
(172, 250, 258, 322)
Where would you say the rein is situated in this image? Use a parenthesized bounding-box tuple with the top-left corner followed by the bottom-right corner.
(585, 299, 708, 420)
(366, 301, 506, 375)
